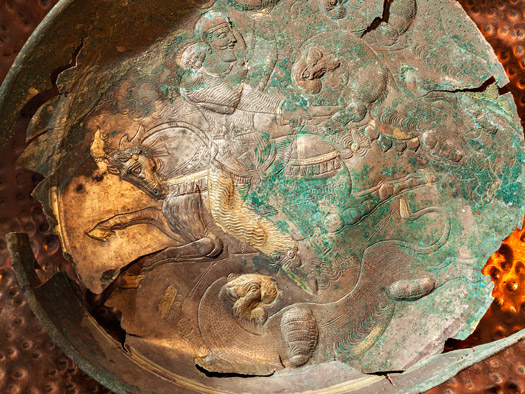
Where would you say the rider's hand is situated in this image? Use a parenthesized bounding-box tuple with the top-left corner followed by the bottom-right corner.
(281, 101, 312, 128)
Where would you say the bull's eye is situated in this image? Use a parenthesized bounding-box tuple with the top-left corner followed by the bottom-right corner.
(330, 0, 337, 5)
(130, 164, 142, 175)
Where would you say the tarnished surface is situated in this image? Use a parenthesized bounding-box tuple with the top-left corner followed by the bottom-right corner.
(0, 0, 59, 82)
(9, 230, 525, 394)
(17, 0, 525, 383)
(2, 0, 524, 392)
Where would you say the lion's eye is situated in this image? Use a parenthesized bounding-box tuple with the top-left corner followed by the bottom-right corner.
(248, 284, 260, 293)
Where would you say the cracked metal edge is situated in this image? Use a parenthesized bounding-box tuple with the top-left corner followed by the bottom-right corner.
(8, 230, 525, 393)
(0, 0, 86, 148)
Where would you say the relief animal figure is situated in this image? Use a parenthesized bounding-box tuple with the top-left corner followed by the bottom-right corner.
(86, 12, 453, 296)
(177, 12, 319, 269)
(88, 124, 224, 269)
(290, 32, 469, 166)
(176, 12, 404, 289)
(88, 120, 443, 296)
(88, 119, 305, 275)
(292, 46, 343, 95)
(291, 36, 390, 129)
(196, 204, 451, 375)
(176, 11, 352, 287)
(291, 35, 457, 154)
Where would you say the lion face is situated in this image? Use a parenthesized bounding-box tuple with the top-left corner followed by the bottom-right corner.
(224, 274, 279, 327)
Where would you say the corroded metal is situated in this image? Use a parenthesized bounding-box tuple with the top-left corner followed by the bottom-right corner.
(1, 0, 525, 393)
(0, 0, 59, 82)
(9, 230, 525, 394)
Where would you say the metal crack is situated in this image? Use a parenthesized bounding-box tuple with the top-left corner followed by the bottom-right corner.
(361, 0, 392, 38)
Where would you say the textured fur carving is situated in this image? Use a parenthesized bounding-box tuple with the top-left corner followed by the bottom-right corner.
(225, 273, 279, 333)
(197, 204, 451, 375)
(207, 167, 296, 256)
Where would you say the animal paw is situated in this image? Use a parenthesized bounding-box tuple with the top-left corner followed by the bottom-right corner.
(86, 226, 113, 241)
(281, 307, 318, 368)
(387, 277, 435, 301)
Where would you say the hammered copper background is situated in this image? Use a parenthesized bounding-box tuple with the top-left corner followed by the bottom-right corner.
(427, 2, 525, 392)
(1, 0, 111, 392)
(1, 0, 525, 393)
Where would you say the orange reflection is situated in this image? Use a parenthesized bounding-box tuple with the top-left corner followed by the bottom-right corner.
(445, 225, 525, 351)
(482, 227, 525, 313)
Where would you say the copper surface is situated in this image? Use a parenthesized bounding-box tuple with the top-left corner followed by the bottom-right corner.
(19, 0, 524, 387)
(0, 0, 525, 393)
(0, 0, 111, 392)
(0, 0, 58, 82)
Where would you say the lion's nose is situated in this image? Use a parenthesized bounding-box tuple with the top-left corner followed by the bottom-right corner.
(262, 288, 277, 302)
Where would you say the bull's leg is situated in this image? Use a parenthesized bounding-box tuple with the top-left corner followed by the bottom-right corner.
(140, 234, 223, 272)
(87, 207, 180, 241)
(344, 170, 437, 225)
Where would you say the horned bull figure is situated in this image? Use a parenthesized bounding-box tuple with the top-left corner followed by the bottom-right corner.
(88, 125, 223, 266)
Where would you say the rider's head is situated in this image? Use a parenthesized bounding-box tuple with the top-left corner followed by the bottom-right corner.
(194, 11, 238, 63)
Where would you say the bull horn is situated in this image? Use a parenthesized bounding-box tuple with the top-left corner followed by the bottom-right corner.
(90, 129, 107, 162)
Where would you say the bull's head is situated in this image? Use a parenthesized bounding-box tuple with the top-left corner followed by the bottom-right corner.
(90, 129, 167, 200)
(106, 146, 167, 200)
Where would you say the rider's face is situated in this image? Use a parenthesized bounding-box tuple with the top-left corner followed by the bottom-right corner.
(208, 26, 238, 63)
